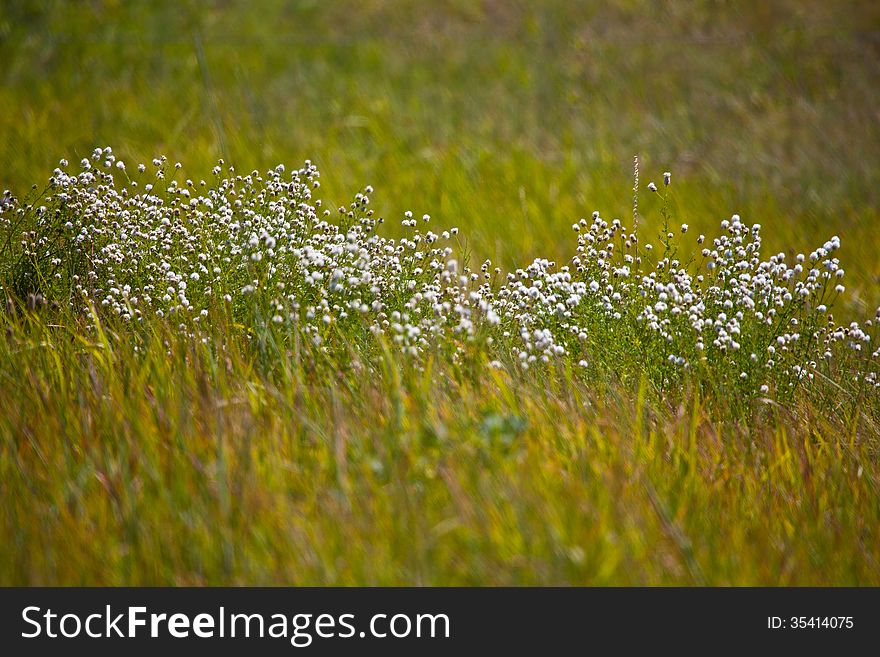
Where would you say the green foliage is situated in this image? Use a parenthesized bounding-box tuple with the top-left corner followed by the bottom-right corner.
(0, 0, 878, 585)
(0, 314, 877, 585)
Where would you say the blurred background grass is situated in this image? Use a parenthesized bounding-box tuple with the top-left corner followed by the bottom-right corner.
(2, 0, 879, 310)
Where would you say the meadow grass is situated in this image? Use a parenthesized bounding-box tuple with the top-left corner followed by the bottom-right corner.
(1, 1, 879, 585)
(1, 313, 878, 586)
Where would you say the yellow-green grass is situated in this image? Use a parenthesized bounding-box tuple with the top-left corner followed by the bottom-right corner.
(1, 0, 879, 584)
(3, 1, 879, 300)
(1, 318, 877, 586)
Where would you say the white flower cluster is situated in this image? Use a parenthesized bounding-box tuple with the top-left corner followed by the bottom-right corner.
(490, 210, 879, 394)
(1, 148, 490, 360)
(1, 148, 878, 398)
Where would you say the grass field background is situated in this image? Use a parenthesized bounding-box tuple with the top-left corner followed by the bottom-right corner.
(1, 0, 879, 585)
